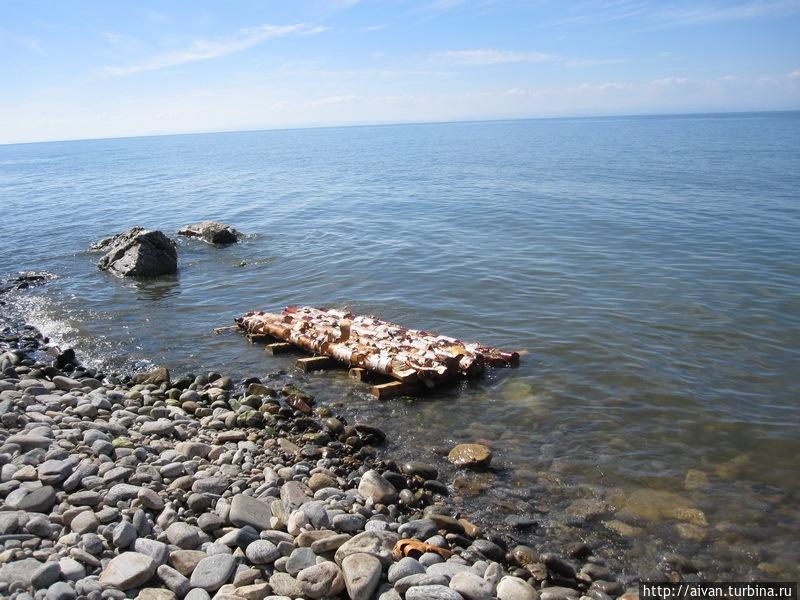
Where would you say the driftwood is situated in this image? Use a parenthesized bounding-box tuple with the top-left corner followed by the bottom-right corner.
(235, 306, 519, 387)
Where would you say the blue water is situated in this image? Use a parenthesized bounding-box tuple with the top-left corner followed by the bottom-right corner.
(1, 112, 799, 578)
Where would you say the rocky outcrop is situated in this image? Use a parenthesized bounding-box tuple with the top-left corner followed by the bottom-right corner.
(177, 221, 241, 245)
(90, 227, 177, 277)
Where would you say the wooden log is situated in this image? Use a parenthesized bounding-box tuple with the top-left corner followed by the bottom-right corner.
(349, 368, 368, 382)
(349, 368, 390, 384)
(265, 342, 293, 355)
(370, 381, 415, 400)
(296, 356, 335, 372)
(213, 325, 238, 334)
(246, 334, 272, 344)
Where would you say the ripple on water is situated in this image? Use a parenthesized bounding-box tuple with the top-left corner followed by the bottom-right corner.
(1, 114, 799, 579)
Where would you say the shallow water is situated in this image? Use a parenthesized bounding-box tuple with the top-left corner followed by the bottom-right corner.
(1, 113, 799, 578)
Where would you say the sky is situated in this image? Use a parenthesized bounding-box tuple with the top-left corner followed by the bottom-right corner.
(1, 0, 799, 144)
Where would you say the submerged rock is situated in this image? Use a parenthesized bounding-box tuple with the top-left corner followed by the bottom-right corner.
(0, 271, 58, 294)
(91, 226, 177, 277)
(447, 443, 492, 469)
(178, 221, 241, 245)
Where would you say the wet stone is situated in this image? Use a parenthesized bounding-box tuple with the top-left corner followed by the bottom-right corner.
(448, 444, 492, 469)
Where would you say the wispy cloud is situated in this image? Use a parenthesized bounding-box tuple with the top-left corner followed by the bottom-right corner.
(0, 30, 42, 52)
(360, 25, 386, 32)
(103, 23, 326, 76)
(434, 49, 558, 65)
(415, 0, 501, 17)
(326, 0, 362, 8)
(651, 76, 693, 86)
(566, 57, 627, 67)
(304, 94, 361, 107)
(548, 0, 800, 28)
(421, 0, 468, 11)
(789, 69, 800, 79)
(655, 0, 800, 25)
(434, 49, 624, 68)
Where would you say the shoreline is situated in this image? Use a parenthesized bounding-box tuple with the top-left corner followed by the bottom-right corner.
(0, 312, 645, 600)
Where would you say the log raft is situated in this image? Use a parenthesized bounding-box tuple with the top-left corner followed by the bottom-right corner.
(235, 306, 519, 397)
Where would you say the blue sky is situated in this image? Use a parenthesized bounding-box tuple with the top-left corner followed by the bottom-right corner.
(1, 0, 799, 143)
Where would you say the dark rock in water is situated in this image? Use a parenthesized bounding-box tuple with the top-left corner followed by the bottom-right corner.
(542, 552, 578, 579)
(504, 515, 536, 530)
(566, 542, 592, 560)
(400, 462, 439, 480)
(0, 271, 58, 294)
(92, 226, 177, 277)
(178, 221, 242, 245)
(54, 348, 76, 369)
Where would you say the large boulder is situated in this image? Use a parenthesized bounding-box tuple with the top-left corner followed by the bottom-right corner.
(178, 221, 241, 245)
(91, 227, 177, 277)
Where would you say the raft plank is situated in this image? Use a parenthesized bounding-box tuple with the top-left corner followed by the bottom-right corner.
(296, 356, 335, 372)
(370, 381, 415, 399)
(246, 334, 273, 344)
(349, 367, 394, 385)
(265, 342, 293, 355)
(349, 368, 368, 381)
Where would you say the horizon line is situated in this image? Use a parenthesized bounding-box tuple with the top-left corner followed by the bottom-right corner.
(2, 108, 798, 148)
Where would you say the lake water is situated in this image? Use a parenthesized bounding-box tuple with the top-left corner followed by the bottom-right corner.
(1, 113, 799, 579)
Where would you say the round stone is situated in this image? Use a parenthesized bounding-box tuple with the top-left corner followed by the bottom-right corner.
(447, 444, 492, 469)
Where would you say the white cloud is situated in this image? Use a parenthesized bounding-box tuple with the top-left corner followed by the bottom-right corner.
(569, 82, 635, 92)
(789, 69, 800, 79)
(304, 94, 361, 107)
(0, 30, 42, 52)
(655, 0, 800, 25)
(421, 0, 467, 11)
(434, 49, 558, 65)
(547, 0, 800, 28)
(651, 77, 693, 87)
(103, 23, 327, 76)
(434, 49, 625, 68)
(566, 58, 627, 67)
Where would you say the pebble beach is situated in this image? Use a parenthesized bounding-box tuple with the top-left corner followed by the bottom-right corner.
(0, 308, 641, 600)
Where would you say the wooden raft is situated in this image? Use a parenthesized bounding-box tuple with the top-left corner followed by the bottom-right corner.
(235, 306, 519, 398)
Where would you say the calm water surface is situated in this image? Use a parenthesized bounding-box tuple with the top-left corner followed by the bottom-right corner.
(1, 113, 799, 579)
